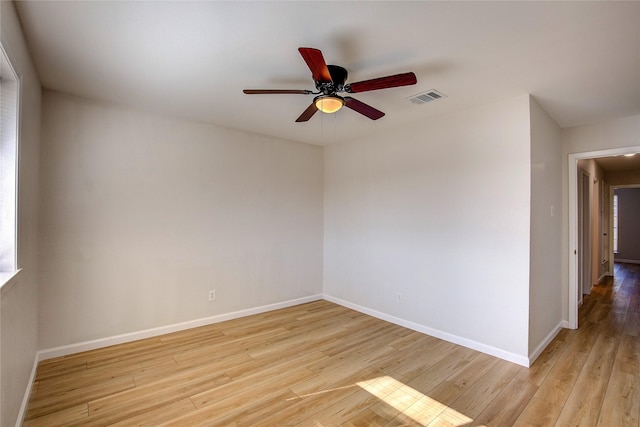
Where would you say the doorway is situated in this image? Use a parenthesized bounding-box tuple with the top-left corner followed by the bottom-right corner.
(568, 146, 640, 329)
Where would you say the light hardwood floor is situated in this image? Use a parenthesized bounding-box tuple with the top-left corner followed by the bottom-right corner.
(24, 263, 639, 426)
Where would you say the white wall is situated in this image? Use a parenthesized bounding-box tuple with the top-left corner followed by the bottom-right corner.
(38, 91, 323, 349)
(563, 115, 640, 154)
(528, 97, 563, 358)
(324, 95, 532, 363)
(0, 1, 42, 425)
(561, 114, 640, 321)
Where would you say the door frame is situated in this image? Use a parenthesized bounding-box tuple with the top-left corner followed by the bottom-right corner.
(568, 145, 640, 329)
(577, 168, 591, 303)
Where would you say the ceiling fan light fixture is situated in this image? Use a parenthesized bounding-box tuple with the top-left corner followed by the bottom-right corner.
(244, 47, 417, 122)
(315, 95, 345, 113)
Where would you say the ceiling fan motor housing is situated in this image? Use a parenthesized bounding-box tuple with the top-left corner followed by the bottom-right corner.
(318, 65, 348, 93)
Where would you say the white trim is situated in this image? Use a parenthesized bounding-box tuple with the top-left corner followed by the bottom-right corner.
(611, 184, 640, 190)
(15, 354, 39, 427)
(323, 294, 530, 367)
(0, 41, 21, 273)
(528, 321, 564, 365)
(568, 155, 578, 328)
(0, 268, 21, 293)
(568, 146, 640, 330)
(37, 294, 323, 361)
(615, 259, 640, 265)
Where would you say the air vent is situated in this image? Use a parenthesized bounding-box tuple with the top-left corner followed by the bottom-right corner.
(407, 89, 447, 105)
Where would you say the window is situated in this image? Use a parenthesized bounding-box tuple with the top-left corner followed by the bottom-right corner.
(613, 193, 619, 254)
(0, 43, 19, 274)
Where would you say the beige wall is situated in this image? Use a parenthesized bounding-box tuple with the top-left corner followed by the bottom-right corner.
(37, 90, 572, 371)
(563, 115, 640, 154)
(324, 95, 533, 365)
(529, 97, 563, 357)
(0, 1, 42, 425)
(577, 158, 607, 284)
(38, 91, 324, 349)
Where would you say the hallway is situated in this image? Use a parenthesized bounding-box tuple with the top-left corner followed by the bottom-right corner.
(515, 262, 640, 425)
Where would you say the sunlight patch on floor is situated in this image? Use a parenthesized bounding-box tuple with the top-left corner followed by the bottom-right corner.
(357, 376, 473, 426)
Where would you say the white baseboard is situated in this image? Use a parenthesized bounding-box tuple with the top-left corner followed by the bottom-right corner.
(37, 294, 323, 361)
(19, 294, 322, 425)
(25, 291, 540, 424)
(323, 294, 530, 367)
(528, 321, 565, 365)
(15, 354, 39, 427)
(15, 294, 315, 425)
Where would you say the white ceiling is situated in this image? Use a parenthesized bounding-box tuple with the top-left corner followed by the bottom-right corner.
(14, 1, 640, 146)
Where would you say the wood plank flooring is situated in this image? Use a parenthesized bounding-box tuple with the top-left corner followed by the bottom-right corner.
(24, 263, 640, 426)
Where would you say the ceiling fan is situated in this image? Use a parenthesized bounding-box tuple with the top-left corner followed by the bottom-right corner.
(243, 47, 417, 122)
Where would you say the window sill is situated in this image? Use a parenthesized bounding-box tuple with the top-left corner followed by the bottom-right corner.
(0, 269, 22, 293)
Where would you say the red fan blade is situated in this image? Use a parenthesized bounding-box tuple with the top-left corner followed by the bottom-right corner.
(243, 89, 312, 95)
(295, 102, 319, 122)
(346, 72, 417, 93)
(344, 97, 385, 120)
(298, 47, 332, 84)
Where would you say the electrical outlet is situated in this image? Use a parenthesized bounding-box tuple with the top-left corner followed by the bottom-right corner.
(208, 290, 216, 301)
